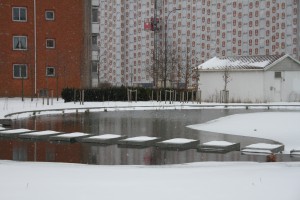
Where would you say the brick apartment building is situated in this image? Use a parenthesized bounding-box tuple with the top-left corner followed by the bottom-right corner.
(93, 0, 300, 88)
(1, 0, 300, 96)
(0, 0, 91, 97)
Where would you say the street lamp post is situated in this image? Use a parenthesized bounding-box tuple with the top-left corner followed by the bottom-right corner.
(164, 8, 180, 89)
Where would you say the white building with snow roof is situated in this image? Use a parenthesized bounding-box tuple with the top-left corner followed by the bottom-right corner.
(197, 54, 300, 103)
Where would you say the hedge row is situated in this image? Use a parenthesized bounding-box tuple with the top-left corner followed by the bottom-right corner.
(61, 87, 197, 102)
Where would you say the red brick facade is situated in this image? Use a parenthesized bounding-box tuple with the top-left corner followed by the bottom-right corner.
(0, 0, 87, 97)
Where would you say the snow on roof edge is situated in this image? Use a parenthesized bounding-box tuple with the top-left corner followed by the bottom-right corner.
(197, 55, 288, 71)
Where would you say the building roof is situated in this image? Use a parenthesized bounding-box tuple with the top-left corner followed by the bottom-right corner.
(197, 54, 290, 71)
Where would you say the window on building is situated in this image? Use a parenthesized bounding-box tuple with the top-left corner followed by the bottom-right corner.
(46, 39, 55, 48)
(45, 10, 55, 20)
(92, 61, 98, 73)
(92, 7, 98, 23)
(46, 67, 55, 77)
(274, 72, 281, 78)
(13, 36, 27, 50)
(238, 30, 241, 37)
(92, 34, 97, 49)
(13, 64, 27, 78)
(12, 7, 27, 21)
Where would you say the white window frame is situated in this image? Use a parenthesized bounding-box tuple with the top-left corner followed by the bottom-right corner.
(46, 39, 55, 49)
(46, 66, 55, 77)
(13, 64, 27, 79)
(13, 36, 27, 50)
(45, 10, 55, 21)
(12, 7, 27, 22)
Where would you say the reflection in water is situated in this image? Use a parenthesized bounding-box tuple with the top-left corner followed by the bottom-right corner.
(1, 109, 298, 165)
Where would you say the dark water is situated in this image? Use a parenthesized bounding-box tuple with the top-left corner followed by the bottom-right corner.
(1, 109, 299, 165)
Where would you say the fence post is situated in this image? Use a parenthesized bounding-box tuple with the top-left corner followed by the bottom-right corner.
(187, 91, 189, 103)
(179, 92, 182, 103)
(191, 91, 194, 103)
(47, 89, 49, 105)
(151, 90, 153, 101)
(127, 89, 130, 102)
(197, 90, 201, 104)
(79, 89, 82, 105)
(82, 90, 85, 105)
(51, 90, 54, 105)
(174, 90, 177, 102)
(160, 90, 162, 102)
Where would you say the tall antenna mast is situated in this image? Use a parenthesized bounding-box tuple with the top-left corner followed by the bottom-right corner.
(143, 0, 161, 87)
(153, 0, 159, 88)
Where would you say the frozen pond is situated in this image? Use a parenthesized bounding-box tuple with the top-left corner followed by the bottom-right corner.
(1, 109, 299, 164)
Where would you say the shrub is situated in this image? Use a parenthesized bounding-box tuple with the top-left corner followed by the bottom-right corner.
(61, 87, 198, 102)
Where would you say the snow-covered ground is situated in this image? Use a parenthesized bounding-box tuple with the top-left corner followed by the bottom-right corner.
(0, 97, 203, 119)
(1, 98, 300, 200)
(188, 112, 300, 153)
(0, 160, 300, 200)
(1, 97, 300, 119)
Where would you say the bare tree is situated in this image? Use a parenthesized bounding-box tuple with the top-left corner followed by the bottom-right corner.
(221, 65, 232, 103)
(193, 57, 201, 91)
(175, 61, 182, 89)
(145, 47, 179, 89)
(223, 66, 231, 91)
(178, 51, 199, 90)
(166, 49, 179, 88)
(145, 49, 159, 88)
